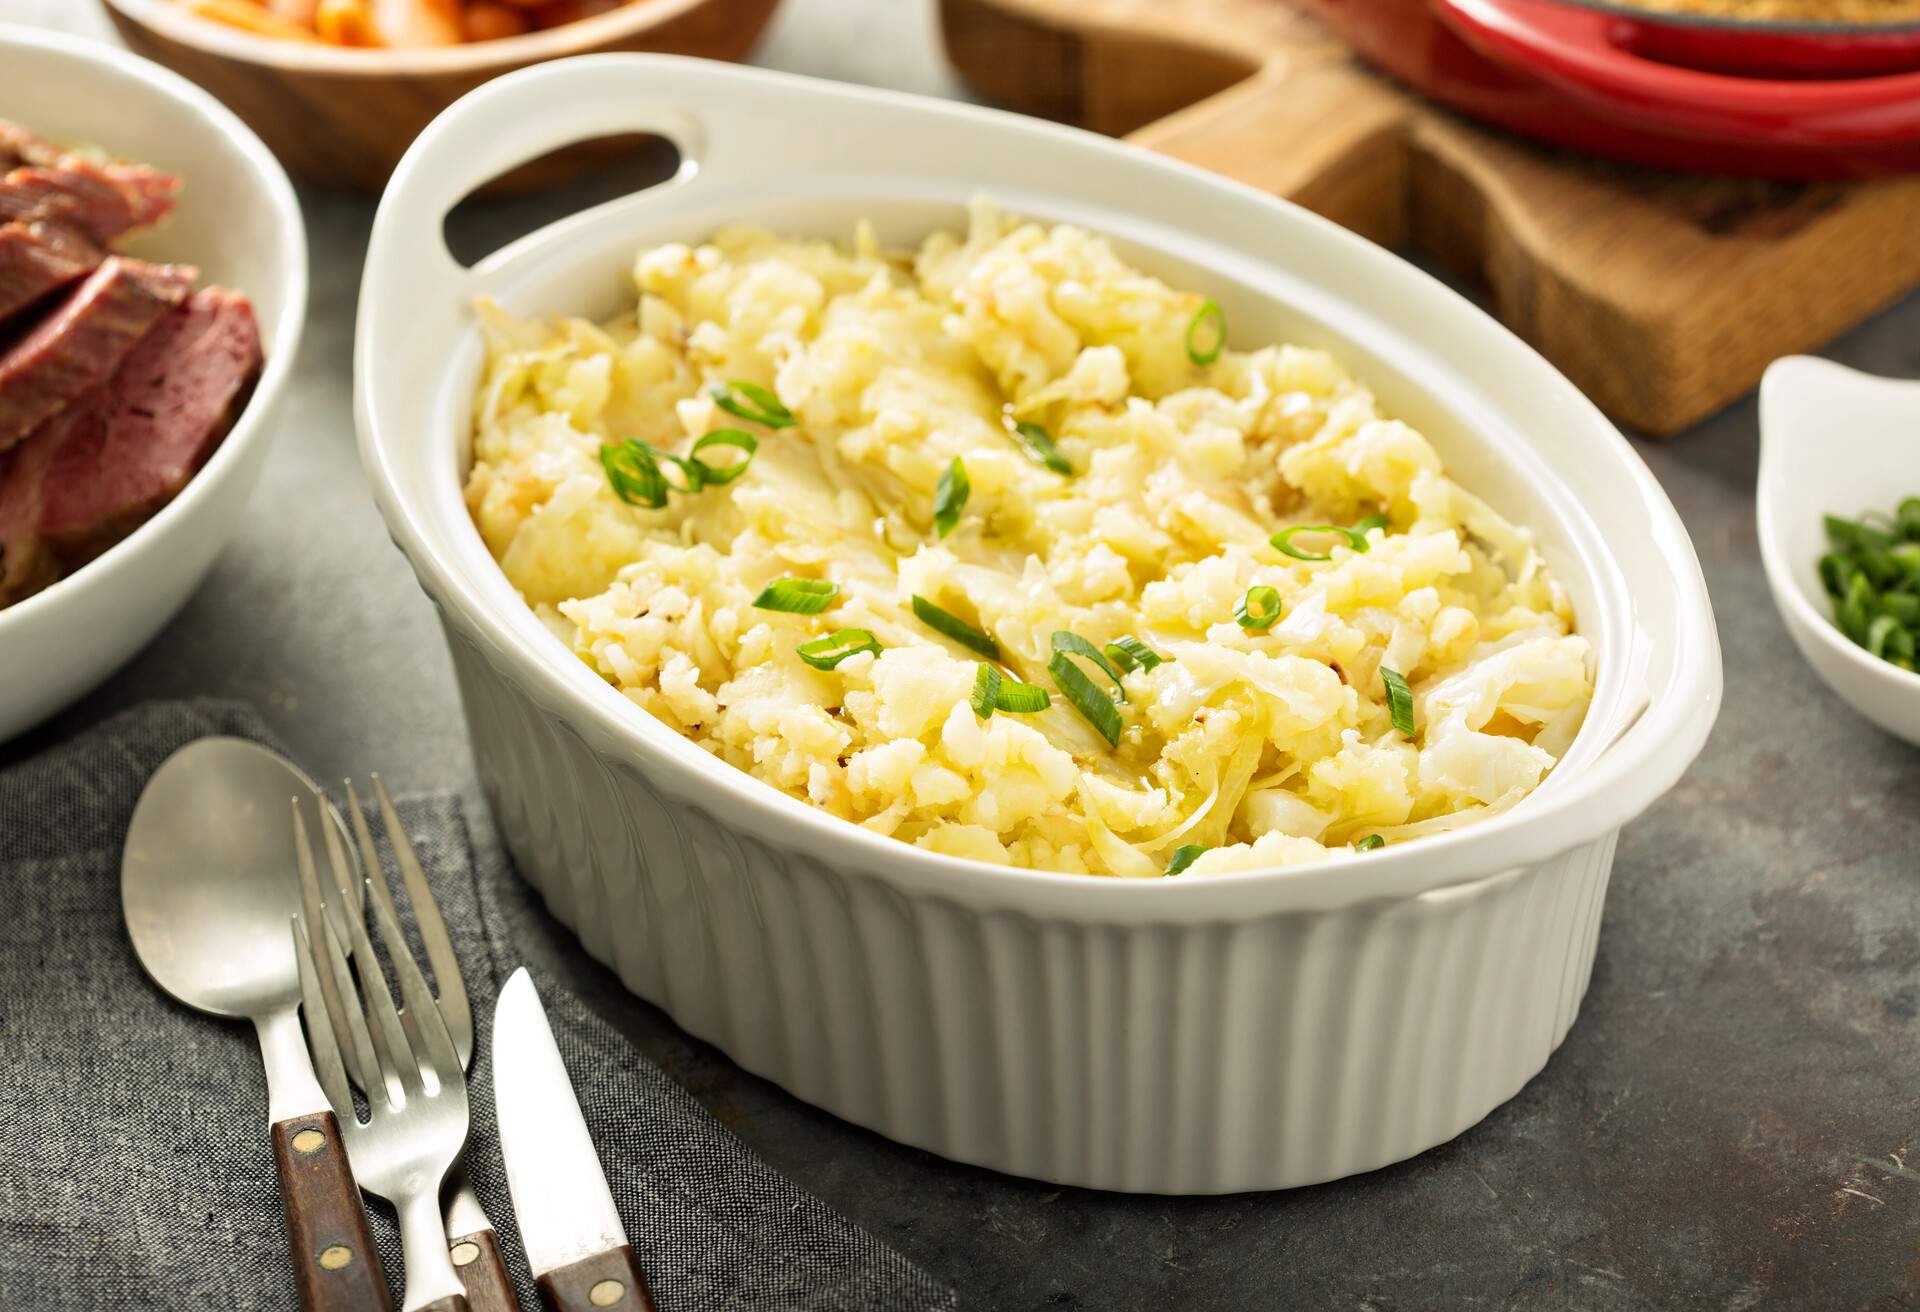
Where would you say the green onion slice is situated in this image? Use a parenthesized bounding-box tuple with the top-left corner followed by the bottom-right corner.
(753, 577, 840, 615)
(1867, 614, 1903, 661)
(970, 663, 1001, 719)
(1048, 649, 1123, 747)
(912, 595, 999, 658)
(1185, 298, 1225, 366)
(1235, 585, 1282, 632)
(971, 663, 1051, 718)
(934, 457, 970, 539)
(1270, 524, 1371, 562)
(1353, 834, 1386, 852)
(689, 428, 758, 485)
(710, 380, 796, 429)
(796, 628, 880, 671)
(995, 678, 1051, 713)
(1352, 512, 1390, 536)
(1818, 552, 1852, 599)
(1051, 631, 1127, 702)
(1012, 421, 1073, 477)
(1381, 666, 1415, 737)
(599, 440, 669, 509)
(1164, 844, 1208, 875)
(1103, 635, 1166, 674)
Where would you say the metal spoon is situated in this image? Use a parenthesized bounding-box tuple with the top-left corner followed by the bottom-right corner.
(123, 737, 392, 1312)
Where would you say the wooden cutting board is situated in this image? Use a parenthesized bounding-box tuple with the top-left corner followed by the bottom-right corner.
(939, 0, 1920, 436)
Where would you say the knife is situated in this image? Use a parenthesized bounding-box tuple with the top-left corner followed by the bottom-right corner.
(493, 968, 657, 1312)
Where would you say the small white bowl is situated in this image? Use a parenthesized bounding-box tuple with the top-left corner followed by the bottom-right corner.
(0, 25, 307, 742)
(1759, 355, 1920, 746)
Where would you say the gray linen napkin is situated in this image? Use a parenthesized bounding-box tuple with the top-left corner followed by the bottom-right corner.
(0, 699, 957, 1312)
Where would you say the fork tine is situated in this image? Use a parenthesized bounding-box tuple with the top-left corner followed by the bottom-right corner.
(317, 910, 399, 1110)
(290, 911, 353, 1117)
(316, 893, 387, 1109)
(361, 856, 463, 1094)
(371, 774, 471, 1065)
(292, 798, 370, 1094)
(345, 780, 436, 1074)
(321, 810, 422, 1100)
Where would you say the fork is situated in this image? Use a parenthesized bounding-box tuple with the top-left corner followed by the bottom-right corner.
(293, 798, 472, 1312)
(339, 778, 516, 1312)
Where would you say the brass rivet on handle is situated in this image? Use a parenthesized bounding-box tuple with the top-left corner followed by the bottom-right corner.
(318, 1245, 354, 1270)
(450, 1241, 481, 1267)
(291, 1129, 326, 1154)
(589, 1279, 625, 1306)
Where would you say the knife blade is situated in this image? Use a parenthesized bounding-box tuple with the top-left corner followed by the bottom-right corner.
(493, 967, 656, 1312)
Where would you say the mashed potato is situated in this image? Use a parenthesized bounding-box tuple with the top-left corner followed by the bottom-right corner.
(465, 200, 1593, 877)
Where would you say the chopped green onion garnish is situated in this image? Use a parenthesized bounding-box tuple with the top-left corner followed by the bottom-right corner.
(971, 663, 1050, 718)
(994, 678, 1050, 713)
(1381, 666, 1415, 736)
(934, 457, 970, 539)
(1821, 503, 1920, 673)
(753, 577, 839, 614)
(970, 663, 1001, 719)
(1051, 631, 1127, 702)
(1270, 524, 1371, 562)
(711, 380, 796, 429)
(1353, 512, 1390, 535)
(1103, 635, 1166, 674)
(1185, 298, 1225, 366)
(689, 428, 758, 485)
(600, 440, 670, 508)
(1048, 648, 1123, 747)
(1235, 585, 1282, 632)
(1164, 844, 1208, 875)
(796, 628, 880, 671)
(1353, 834, 1386, 852)
(912, 595, 999, 658)
(1012, 421, 1073, 477)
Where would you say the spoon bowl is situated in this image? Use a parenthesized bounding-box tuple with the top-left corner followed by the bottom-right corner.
(123, 737, 353, 1017)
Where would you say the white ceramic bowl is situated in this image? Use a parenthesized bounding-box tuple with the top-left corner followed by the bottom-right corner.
(0, 25, 306, 742)
(357, 55, 1722, 1193)
(1759, 356, 1920, 746)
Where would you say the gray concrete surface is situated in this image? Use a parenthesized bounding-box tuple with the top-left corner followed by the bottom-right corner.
(9, 2, 1919, 1307)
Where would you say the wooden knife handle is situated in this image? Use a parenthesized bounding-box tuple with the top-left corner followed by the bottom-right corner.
(449, 1228, 519, 1312)
(416, 1297, 472, 1312)
(537, 1245, 655, 1312)
(271, 1111, 392, 1312)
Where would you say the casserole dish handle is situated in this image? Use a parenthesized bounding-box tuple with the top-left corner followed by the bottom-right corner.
(360, 56, 717, 352)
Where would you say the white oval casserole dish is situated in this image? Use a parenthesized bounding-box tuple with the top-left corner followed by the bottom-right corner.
(357, 55, 1722, 1194)
(0, 25, 307, 742)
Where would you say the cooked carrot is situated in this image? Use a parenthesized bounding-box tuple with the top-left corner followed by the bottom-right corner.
(176, 0, 321, 39)
(314, 0, 378, 43)
(526, 0, 622, 26)
(371, 0, 463, 45)
(265, 0, 319, 23)
(462, 2, 532, 39)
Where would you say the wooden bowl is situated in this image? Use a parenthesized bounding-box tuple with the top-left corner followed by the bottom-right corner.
(99, 0, 784, 192)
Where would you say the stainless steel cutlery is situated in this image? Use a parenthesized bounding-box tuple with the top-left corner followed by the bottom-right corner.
(123, 739, 391, 1312)
(127, 748, 651, 1312)
(494, 968, 656, 1312)
(293, 792, 474, 1312)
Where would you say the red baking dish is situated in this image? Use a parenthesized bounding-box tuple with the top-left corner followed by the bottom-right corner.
(1296, 0, 1920, 178)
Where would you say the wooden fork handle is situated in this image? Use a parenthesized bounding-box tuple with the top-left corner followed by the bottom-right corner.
(417, 1298, 472, 1312)
(449, 1227, 519, 1312)
(272, 1110, 393, 1312)
(537, 1244, 655, 1312)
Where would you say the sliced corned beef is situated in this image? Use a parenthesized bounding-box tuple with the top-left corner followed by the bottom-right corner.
(0, 220, 102, 325)
(0, 159, 179, 246)
(0, 119, 62, 171)
(0, 421, 59, 606)
(0, 256, 196, 452)
(38, 288, 262, 551)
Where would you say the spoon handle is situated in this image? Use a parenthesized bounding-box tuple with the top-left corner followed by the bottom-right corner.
(273, 1109, 393, 1311)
